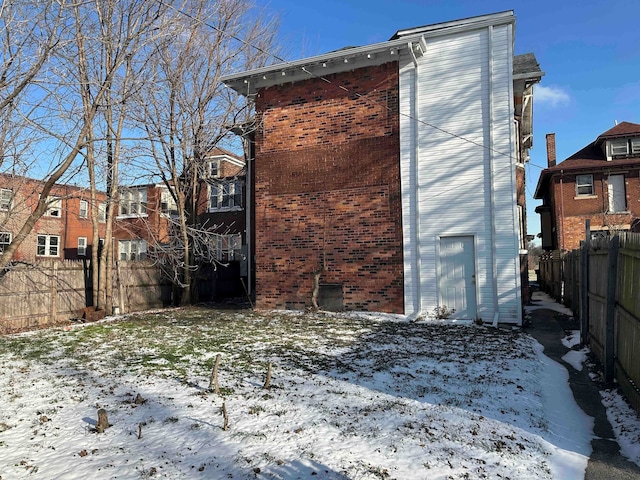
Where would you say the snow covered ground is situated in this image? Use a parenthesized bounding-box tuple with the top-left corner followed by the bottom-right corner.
(0, 300, 638, 479)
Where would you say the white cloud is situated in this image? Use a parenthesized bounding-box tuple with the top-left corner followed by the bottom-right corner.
(535, 84, 571, 107)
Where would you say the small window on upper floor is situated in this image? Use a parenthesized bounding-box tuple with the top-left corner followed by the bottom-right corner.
(119, 188, 147, 217)
(0, 232, 11, 252)
(45, 196, 62, 217)
(0, 188, 13, 211)
(98, 202, 107, 222)
(610, 139, 629, 156)
(79, 200, 88, 218)
(631, 138, 640, 155)
(209, 159, 220, 178)
(576, 174, 594, 196)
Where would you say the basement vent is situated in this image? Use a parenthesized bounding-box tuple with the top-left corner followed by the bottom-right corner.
(318, 283, 344, 311)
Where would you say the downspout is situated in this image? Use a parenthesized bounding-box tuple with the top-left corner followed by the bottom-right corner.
(488, 26, 500, 327)
(559, 171, 565, 250)
(409, 40, 423, 320)
(245, 136, 252, 296)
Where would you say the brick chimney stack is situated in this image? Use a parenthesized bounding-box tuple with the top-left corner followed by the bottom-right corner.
(546, 133, 556, 167)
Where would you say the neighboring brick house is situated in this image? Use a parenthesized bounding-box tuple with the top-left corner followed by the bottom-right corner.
(222, 11, 543, 324)
(195, 148, 246, 264)
(534, 122, 640, 251)
(112, 183, 177, 260)
(0, 174, 107, 261)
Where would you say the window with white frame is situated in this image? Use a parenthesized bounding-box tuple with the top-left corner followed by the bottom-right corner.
(576, 174, 594, 196)
(78, 237, 87, 256)
(631, 138, 640, 155)
(209, 180, 242, 211)
(0, 232, 11, 252)
(119, 188, 147, 216)
(45, 196, 62, 217)
(160, 189, 178, 216)
(0, 188, 13, 211)
(610, 139, 629, 156)
(79, 200, 88, 218)
(37, 235, 60, 257)
(98, 202, 106, 222)
(215, 234, 241, 262)
(119, 239, 147, 261)
(209, 159, 220, 178)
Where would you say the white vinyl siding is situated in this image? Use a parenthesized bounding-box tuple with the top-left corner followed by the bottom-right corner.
(399, 22, 521, 324)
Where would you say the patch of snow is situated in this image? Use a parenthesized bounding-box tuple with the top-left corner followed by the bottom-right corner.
(600, 388, 640, 467)
(562, 330, 581, 348)
(562, 349, 589, 372)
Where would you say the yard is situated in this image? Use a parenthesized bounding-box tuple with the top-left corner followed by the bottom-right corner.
(0, 304, 636, 479)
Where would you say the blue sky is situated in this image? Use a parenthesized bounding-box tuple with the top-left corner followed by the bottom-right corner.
(255, 0, 640, 237)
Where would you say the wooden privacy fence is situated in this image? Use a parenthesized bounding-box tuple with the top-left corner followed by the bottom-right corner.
(0, 260, 171, 333)
(538, 232, 640, 413)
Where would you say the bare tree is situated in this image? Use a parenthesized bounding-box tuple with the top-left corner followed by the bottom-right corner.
(0, 0, 166, 273)
(130, 0, 278, 304)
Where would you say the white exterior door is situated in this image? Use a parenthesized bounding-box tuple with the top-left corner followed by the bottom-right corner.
(608, 174, 626, 213)
(438, 236, 477, 319)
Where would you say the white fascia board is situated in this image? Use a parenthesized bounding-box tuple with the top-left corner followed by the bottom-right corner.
(391, 10, 514, 39)
(222, 12, 517, 96)
(205, 154, 245, 168)
(222, 38, 419, 95)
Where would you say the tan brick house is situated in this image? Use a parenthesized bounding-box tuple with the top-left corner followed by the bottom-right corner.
(222, 12, 543, 323)
(534, 122, 640, 252)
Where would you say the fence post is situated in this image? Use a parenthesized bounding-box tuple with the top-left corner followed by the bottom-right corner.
(51, 262, 58, 324)
(604, 234, 619, 384)
(580, 220, 590, 346)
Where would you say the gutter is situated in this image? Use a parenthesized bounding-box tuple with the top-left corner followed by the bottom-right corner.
(408, 39, 424, 321)
(487, 25, 500, 328)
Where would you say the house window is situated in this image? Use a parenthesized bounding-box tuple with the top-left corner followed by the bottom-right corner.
(78, 237, 87, 256)
(209, 159, 220, 178)
(119, 239, 147, 261)
(160, 189, 178, 216)
(0, 232, 11, 252)
(209, 180, 242, 211)
(631, 138, 640, 155)
(37, 235, 60, 257)
(607, 174, 626, 213)
(576, 174, 594, 196)
(119, 189, 147, 216)
(46, 196, 62, 217)
(610, 139, 629, 157)
(98, 202, 106, 222)
(0, 188, 13, 210)
(79, 200, 88, 218)
(215, 234, 242, 262)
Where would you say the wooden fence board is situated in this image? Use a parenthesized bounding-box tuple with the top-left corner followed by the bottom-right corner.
(538, 231, 640, 413)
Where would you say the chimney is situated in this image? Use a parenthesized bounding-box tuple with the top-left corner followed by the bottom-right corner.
(546, 133, 556, 167)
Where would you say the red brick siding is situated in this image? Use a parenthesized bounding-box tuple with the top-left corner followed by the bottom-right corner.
(253, 62, 404, 312)
(552, 169, 640, 251)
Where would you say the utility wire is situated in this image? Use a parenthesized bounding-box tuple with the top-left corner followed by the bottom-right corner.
(160, 0, 536, 165)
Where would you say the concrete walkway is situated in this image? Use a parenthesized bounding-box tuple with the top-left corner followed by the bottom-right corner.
(526, 288, 640, 480)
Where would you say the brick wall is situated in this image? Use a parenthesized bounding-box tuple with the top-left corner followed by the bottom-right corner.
(253, 62, 404, 312)
(552, 170, 640, 251)
(1, 175, 106, 261)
